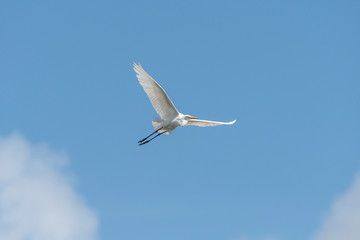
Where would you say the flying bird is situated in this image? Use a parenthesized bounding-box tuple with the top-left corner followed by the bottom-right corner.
(134, 63, 236, 145)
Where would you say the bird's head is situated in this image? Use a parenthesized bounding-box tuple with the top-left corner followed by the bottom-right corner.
(185, 115, 198, 120)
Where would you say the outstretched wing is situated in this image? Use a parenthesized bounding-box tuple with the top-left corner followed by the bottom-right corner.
(134, 63, 179, 120)
(186, 119, 236, 127)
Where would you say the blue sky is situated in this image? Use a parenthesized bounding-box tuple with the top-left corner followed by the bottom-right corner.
(1, 1, 359, 240)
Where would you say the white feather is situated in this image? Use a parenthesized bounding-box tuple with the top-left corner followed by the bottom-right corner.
(186, 119, 236, 127)
(133, 63, 178, 120)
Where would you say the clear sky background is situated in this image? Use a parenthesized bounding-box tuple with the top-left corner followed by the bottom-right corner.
(1, 1, 359, 240)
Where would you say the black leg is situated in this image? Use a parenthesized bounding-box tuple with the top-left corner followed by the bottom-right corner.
(138, 131, 166, 146)
(138, 127, 163, 143)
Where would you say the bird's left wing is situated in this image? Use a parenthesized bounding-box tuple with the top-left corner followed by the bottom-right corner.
(186, 119, 236, 127)
(134, 63, 179, 120)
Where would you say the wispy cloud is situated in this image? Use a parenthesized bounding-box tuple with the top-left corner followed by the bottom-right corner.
(0, 133, 98, 240)
(313, 174, 360, 240)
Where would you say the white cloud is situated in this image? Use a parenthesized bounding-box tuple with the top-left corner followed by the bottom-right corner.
(0, 133, 98, 240)
(313, 174, 360, 240)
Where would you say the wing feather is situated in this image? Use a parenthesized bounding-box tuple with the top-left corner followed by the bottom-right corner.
(134, 63, 178, 119)
(186, 119, 236, 127)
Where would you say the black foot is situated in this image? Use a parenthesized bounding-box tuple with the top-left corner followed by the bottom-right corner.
(138, 138, 147, 143)
(138, 140, 150, 146)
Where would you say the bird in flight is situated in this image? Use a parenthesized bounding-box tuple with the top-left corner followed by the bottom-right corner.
(134, 63, 236, 145)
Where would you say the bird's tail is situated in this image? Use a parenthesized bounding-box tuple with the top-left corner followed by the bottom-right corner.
(152, 117, 170, 135)
(152, 117, 162, 130)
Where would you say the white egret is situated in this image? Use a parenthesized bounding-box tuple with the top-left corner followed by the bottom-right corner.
(134, 63, 236, 145)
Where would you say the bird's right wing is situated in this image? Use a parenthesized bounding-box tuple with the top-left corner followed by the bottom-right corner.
(186, 119, 236, 127)
(134, 63, 179, 120)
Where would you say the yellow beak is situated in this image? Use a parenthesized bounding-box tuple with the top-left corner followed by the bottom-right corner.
(188, 116, 198, 119)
